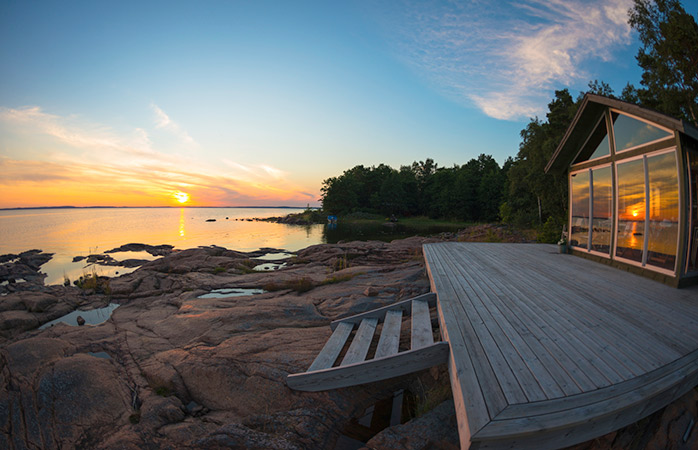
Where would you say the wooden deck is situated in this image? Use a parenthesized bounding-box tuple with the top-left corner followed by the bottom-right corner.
(423, 242, 698, 449)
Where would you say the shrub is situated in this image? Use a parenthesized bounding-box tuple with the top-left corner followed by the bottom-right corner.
(537, 216, 564, 243)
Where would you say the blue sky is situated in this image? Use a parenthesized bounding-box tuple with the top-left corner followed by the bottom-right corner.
(0, 0, 660, 207)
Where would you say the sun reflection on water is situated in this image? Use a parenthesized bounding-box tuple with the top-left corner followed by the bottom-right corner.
(179, 208, 185, 238)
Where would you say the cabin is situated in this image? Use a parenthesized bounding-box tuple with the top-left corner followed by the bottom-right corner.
(546, 94, 698, 287)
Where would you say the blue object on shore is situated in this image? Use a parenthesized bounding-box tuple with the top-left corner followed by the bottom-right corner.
(327, 215, 337, 224)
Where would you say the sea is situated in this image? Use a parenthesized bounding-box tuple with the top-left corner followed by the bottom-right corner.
(0, 207, 324, 285)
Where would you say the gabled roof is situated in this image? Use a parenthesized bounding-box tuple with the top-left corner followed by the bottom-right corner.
(545, 94, 698, 174)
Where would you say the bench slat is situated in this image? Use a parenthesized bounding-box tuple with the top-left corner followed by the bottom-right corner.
(341, 318, 378, 365)
(411, 299, 434, 350)
(375, 309, 403, 358)
(308, 321, 354, 371)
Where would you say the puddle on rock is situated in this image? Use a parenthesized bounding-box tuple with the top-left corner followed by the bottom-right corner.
(254, 252, 294, 261)
(197, 288, 266, 299)
(87, 351, 112, 359)
(335, 389, 410, 449)
(105, 250, 162, 261)
(253, 262, 286, 271)
(1, 279, 26, 286)
(39, 303, 120, 329)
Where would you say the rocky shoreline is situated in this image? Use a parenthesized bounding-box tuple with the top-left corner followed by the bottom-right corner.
(1, 228, 696, 449)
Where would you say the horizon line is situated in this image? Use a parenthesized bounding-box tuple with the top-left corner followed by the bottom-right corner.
(0, 205, 319, 211)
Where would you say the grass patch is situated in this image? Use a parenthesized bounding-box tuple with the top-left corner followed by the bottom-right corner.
(75, 267, 111, 295)
(332, 255, 349, 271)
(410, 381, 453, 418)
(338, 214, 471, 230)
(154, 386, 172, 397)
(236, 259, 257, 274)
(320, 272, 361, 285)
(263, 277, 316, 293)
(212, 266, 226, 274)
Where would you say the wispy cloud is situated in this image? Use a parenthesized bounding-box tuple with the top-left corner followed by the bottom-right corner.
(0, 106, 159, 158)
(222, 160, 288, 182)
(150, 103, 196, 145)
(376, 0, 633, 120)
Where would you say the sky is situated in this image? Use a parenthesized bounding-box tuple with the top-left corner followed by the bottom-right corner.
(0, 0, 668, 208)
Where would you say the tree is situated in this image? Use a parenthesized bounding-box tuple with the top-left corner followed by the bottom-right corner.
(503, 90, 579, 227)
(628, 0, 698, 124)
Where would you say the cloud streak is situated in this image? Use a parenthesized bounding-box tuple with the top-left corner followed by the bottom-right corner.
(377, 0, 633, 120)
(151, 103, 196, 145)
(0, 106, 317, 207)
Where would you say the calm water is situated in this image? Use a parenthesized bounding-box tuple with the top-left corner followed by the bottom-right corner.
(0, 207, 323, 284)
(1, 207, 461, 285)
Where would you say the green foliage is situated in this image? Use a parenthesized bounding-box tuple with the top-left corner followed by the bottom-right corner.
(320, 155, 508, 222)
(537, 216, 565, 244)
(628, 0, 698, 124)
(212, 266, 226, 274)
(503, 90, 577, 227)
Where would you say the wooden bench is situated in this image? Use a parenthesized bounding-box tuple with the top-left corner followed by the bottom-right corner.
(286, 293, 450, 391)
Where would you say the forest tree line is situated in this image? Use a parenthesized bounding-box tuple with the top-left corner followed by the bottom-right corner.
(320, 0, 697, 232)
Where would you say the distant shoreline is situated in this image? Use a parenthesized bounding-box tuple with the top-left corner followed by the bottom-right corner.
(0, 205, 317, 211)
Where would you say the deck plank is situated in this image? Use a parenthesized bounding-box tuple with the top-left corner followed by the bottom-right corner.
(375, 309, 403, 358)
(469, 244, 657, 378)
(423, 242, 698, 450)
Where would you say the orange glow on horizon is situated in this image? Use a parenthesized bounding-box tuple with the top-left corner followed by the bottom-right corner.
(0, 158, 319, 208)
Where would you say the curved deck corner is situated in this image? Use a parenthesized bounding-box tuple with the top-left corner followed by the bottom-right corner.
(423, 242, 698, 450)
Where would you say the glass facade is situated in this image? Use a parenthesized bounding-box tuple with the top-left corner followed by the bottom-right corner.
(611, 112, 672, 152)
(591, 166, 612, 254)
(646, 152, 679, 270)
(570, 170, 590, 249)
(616, 158, 646, 263)
(565, 105, 687, 279)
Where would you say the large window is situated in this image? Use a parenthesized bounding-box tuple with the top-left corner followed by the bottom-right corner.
(591, 166, 613, 254)
(616, 158, 646, 263)
(611, 111, 673, 152)
(571, 166, 613, 255)
(615, 150, 679, 271)
(570, 170, 590, 249)
(646, 152, 679, 270)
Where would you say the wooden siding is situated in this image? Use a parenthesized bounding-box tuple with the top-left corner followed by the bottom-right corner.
(423, 242, 698, 449)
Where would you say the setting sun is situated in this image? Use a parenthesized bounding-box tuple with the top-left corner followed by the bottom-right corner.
(173, 191, 190, 204)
